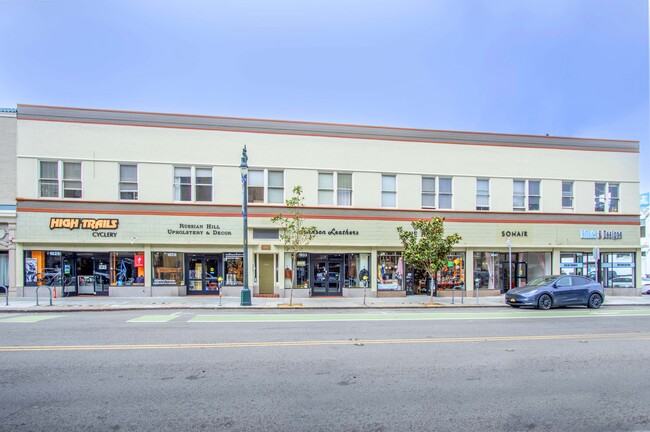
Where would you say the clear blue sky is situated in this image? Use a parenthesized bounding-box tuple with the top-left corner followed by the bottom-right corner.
(1, 0, 648, 193)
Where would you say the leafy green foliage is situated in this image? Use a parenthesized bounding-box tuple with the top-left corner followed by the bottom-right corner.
(271, 186, 317, 304)
(397, 217, 462, 285)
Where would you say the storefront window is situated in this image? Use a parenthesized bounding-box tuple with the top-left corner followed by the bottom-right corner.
(560, 253, 587, 276)
(24, 250, 63, 286)
(152, 252, 184, 286)
(377, 252, 404, 291)
(344, 253, 369, 288)
(602, 252, 635, 288)
(474, 251, 550, 290)
(225, 253, 244, 285)
(110, 252, 144, 286)
(437, 252, 465, 290)
(283, 252, 310, 288)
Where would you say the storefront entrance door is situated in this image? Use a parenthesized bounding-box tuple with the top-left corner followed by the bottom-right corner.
(258, 255, 274, 295)
(187, 255, 221, 295)
(312, 258, 342, 296)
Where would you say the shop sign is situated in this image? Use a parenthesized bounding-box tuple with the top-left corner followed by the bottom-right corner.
(560, 263, 582, 268)
(167, 223, 232, 236)
(50, 217, 119, 231)
(580, 229, 622, 240)
(225, 253, 244, 259)
(134, 255, 144, 267)
(310, 228, 360, 236)
(501, 230, 528, 237)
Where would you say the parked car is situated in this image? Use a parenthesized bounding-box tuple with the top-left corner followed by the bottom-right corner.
(611, 276, 634, 288)
(642, 277, 650, 295)
(505, 275, 604, 310)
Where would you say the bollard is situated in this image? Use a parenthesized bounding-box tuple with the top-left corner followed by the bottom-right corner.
(461, 282, 465, 304)
(217, 277, 223, 306)
(362, 275, 369, 306)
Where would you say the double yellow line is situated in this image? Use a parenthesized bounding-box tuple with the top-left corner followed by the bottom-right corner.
(1, 332, 648, 352)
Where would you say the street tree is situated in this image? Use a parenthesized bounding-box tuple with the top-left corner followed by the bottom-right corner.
(271, 186, 317, 306)
(397, 217, 462, 304)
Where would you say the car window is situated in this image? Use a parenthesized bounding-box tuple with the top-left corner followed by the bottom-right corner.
(556, 277, 572, 287)
(527, 276, 558, 286)
(570, 276, 588, 286)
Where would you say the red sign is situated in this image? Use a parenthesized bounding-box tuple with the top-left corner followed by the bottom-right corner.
(134, 255, 144, 267)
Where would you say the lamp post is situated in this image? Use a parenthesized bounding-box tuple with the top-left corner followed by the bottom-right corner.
(239, 146, 252, 306)
(506, 237, 512, 293)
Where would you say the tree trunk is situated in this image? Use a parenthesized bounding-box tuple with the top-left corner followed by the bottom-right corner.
(290, 252, 296, 306)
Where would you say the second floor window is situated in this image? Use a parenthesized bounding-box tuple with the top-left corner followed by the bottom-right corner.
(421, 176, 452, 209)
(119, 164, 138, 200)
(39, 161, 59, 198)
(562, 181, 573, 209)
(382, 175, 396, 207)
(318, 172, 352, 206)
(476, 179, 489, 211)
(595, 182, 619, 212)
(248, 169, 284, 204)
(39, 160, 82, 199)
(63, 162, 82, 198)
(174, 166, 212, 202)
(513, 179, 540, 211)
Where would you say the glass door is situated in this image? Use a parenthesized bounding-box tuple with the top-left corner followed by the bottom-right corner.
(311, 257, 343, 296)
(187, 255, 222, 294)
(93, 255, 110, 296)
(312, 260, 328, 296)
(326, 260, 342, 295)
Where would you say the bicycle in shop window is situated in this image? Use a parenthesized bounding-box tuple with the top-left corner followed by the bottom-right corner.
(35, 268, 74, 296)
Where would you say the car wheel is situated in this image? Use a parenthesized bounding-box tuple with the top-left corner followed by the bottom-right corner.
(587, 293, 602, 309)
(538, 294, 552, 310)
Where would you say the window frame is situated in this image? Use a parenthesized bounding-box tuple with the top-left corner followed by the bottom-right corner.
(595, 182, 620, 213)
(421, 176, 453, 210)
(381, 175, 397, 208)
(173, 166, 213, 203)
(247, 169, 285, 204)
(562, 181, 574, 209)
(119, 164, 139, 201)
(39, 160, 59, 198)
(39, 160, 82, 199)
(318, 171, 353, 206)
(476, 178, 490, 211)
(513, 179, 541, 212)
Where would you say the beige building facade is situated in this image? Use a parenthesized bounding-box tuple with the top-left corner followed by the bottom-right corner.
(0, 109, 17, 296)
(13, 105, 642, 298)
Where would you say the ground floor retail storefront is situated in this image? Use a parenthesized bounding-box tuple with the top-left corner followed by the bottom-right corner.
(14, 202, 643, 297)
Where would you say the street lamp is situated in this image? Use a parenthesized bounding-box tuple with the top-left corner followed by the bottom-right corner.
(239, 146, 252, 306)
(505, 237, 512, 293)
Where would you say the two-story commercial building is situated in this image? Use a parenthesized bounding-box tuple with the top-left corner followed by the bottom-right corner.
(12, 104, 642, 298)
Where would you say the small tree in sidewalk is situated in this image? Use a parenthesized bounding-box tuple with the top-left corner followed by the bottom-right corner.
(271, 186, 317, 306)
(397, 217, 462, 305)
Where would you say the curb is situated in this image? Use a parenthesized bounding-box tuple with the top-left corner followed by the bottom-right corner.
(1, 303, 648, 313)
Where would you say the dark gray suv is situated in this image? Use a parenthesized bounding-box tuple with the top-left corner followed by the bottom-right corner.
(505, 275, 604, 310)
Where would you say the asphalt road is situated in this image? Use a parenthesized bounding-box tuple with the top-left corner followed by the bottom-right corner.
(1, 308, 650, 432)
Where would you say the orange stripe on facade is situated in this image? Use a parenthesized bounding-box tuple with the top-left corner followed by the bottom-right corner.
(16, 207, 639, 225)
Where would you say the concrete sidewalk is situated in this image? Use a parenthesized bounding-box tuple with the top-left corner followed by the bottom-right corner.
(1, 293, 650, 312)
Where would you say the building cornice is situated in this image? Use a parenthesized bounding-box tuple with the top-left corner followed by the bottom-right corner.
(17, 104, 639, 153)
